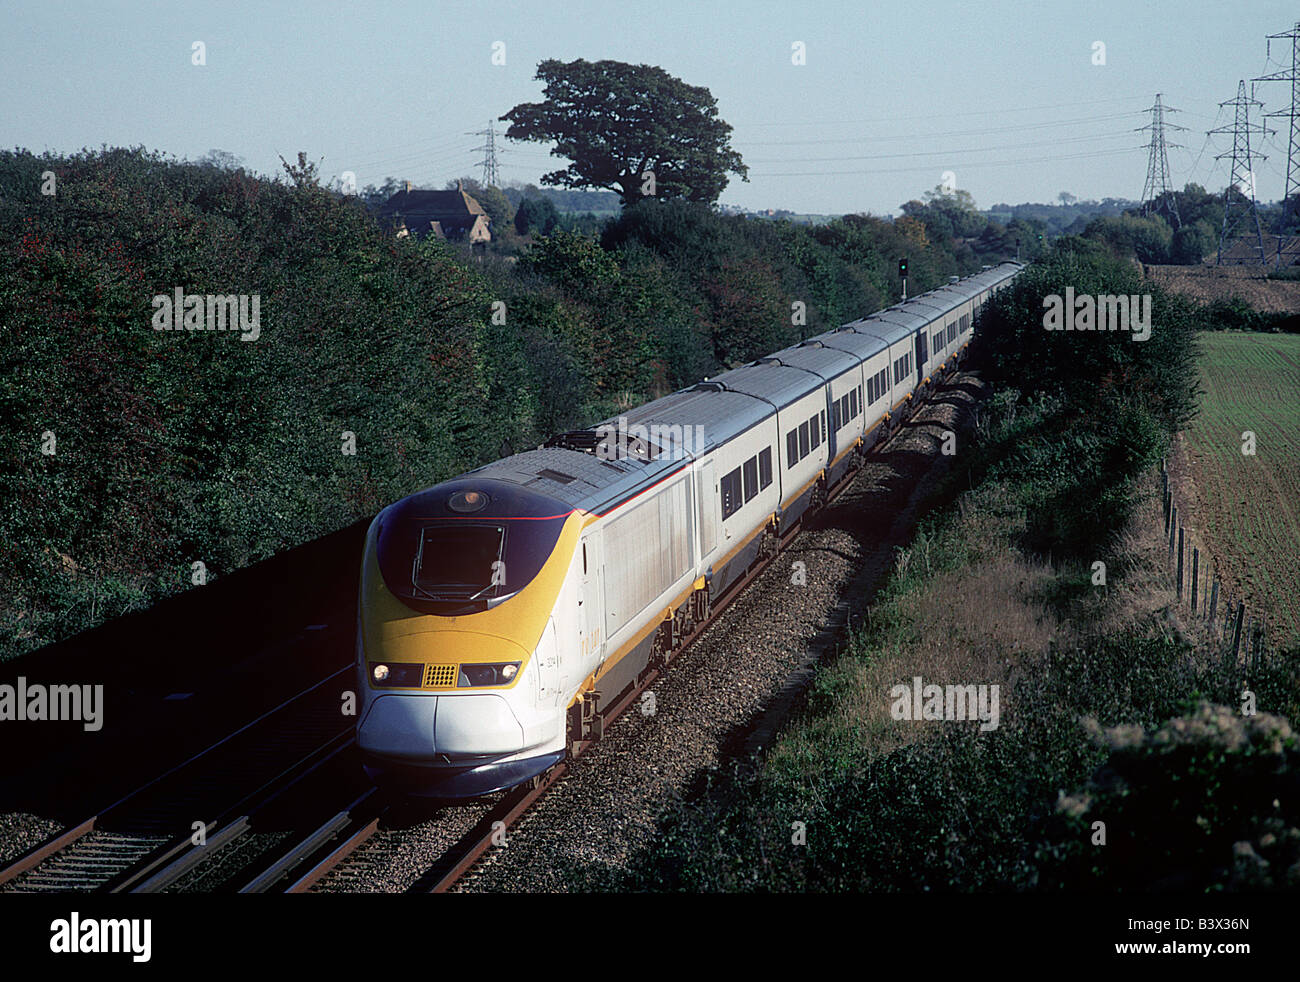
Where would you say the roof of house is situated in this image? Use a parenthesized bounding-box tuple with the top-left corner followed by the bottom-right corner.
(377, 186, 488, 233)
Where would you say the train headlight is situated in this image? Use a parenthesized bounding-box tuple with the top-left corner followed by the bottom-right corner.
(370, 662, 422, 687)
(457, 662, 522, 687)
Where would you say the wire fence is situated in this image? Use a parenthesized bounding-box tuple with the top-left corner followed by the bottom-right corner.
(1160, 458, 1278, 669)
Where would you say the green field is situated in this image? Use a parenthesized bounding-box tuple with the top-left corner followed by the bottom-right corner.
(1184, 331, 1300, 642)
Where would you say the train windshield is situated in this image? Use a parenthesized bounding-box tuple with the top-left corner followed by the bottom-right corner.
(412, 524, 505, 601)
(376, 510, 569, 616)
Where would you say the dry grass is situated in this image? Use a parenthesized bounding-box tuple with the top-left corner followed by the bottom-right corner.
(770, 479, 1063, 775)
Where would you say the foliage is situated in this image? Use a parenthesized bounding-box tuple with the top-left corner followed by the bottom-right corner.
(501, 58, 748, 206)
(1083, 213, 1174, 264)
(514, 196, 561, 236)
(1171, 218, 1218, 264)
(976, 241, 1200, 435)
(0, 147, 504, 657)
(1037, 705, 1300, 890)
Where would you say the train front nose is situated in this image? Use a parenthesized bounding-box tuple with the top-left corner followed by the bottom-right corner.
(360, 691, 525, 757)
(354, 479, 579, 797)
(358, 689, 547, 797)
(355, 629, 549, 796)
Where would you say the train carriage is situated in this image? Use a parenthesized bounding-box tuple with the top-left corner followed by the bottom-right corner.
(763, 341, 866, 488)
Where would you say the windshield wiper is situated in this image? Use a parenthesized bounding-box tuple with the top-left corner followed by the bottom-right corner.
(464, 581, 496, 602)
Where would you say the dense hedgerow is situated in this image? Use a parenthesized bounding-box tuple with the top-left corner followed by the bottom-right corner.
(968, 243, 1199, 558)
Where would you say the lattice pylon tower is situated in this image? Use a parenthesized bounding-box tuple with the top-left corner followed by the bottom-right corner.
(1137, 94, 1185, 227)
(1253, 22, 1300, 238)
(467, 122, 500, 187)
(1209, 81, 1271, 265)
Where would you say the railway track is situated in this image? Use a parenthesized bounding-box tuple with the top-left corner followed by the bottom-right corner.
(0, 666, 359, 893)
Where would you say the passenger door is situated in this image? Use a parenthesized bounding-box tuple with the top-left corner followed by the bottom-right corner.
(577, 533, 604, 675)
(697, 460, 718, 562)
(538, 616, 560, 706)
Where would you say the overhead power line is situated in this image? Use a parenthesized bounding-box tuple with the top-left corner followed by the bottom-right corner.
(752, 145, 1141, 178)
(745, 130, 1134, 165)
(737, 111, 1146, 148)
(733, 96, 1143, 128)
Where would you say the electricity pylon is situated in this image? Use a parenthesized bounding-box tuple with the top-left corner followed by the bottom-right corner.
(468, 122, 500, 187)
(1210, 81, 1271, 265)
(1253, 21, 1300, 261)
(1137, 94, 1185, 228)
(1253, 23, 1294, 232)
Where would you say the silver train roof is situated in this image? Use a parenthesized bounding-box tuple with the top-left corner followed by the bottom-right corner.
(699, 361, 828, 410)
(461, 261, 1024, 515)
(765, 341, 861, 380)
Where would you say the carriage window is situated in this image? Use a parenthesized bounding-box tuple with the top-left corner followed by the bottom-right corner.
(758, 448, 772, 489)
(720, 467, 742, 519)
(742, 456, 759, 503)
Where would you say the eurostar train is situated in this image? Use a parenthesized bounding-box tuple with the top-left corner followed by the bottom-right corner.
(356, 261, 1024, 796)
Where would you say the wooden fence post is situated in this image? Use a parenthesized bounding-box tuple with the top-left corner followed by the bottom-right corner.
(1176, 528, 1185, 601)
(1232, 604, 1246, 663)
(1168, 505, 1177, 558)
(1207, 579, 1219, 632)
(1191, 548, 1199, 613)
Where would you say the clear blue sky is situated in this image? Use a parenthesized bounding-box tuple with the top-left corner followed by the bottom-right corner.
(3, 0, 1297, 214)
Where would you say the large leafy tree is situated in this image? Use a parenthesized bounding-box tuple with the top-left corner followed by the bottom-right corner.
(501, 58, 748, 207)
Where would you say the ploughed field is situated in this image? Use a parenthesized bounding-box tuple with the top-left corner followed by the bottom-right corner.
(1181, 331, 1300, 642)
(1145, 264, 1300, 313)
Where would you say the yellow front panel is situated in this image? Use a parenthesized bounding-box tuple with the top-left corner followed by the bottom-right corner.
(360, 510, 586, 685)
